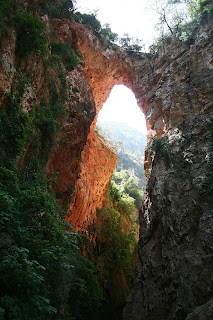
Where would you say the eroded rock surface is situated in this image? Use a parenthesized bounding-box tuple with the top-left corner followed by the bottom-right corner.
(122, 27, 213, 320)
(66, 131, 117, 230)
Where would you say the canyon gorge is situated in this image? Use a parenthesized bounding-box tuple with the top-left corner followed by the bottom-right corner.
(0, 1, 213, 319)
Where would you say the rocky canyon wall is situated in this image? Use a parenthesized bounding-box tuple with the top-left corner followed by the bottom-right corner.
(1, 9, 213, 320)
(66, 130, 117, 230)
(122, 27, 213, 320)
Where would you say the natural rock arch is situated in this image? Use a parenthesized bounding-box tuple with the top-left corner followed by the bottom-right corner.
(64, 21, 187, 230)
(65, 22, 151, 230)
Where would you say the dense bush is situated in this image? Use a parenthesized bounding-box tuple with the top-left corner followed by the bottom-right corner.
(51, 42, 79, 71)
(16, 12, 47, 57)
(112, 170, 143, 210)
(204, 118, 213, 203)
(87, 179, 138, 313)
(38, 0, 75, 19)
(73, 12, 101, 33)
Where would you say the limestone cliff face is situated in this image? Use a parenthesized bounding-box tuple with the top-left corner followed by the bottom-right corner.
(122, 28, 213, 320)
(0, 17, 96, 209)
(66, 131, 117, 230)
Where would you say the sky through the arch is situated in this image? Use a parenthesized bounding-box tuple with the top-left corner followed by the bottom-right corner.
(76, 0, 158, 135)
(97, 85, 147, 135)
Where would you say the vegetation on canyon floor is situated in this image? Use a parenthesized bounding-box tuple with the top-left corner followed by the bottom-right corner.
(86, 178, 139, 318)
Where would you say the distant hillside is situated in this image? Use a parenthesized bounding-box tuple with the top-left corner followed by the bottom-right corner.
(96, 120, 147, 188)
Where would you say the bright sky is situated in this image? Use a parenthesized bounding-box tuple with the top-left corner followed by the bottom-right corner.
(98, 85, 147, 135)
(76, 0, 158, 48)
(76, 0, 157, 135)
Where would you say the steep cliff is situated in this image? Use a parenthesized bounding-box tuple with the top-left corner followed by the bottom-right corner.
(1, 2, 213, 319)
(66, 131, 117, 230)
(122, 28, 213, 320)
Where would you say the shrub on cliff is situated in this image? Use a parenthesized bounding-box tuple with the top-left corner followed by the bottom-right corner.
(38, 0, 76, 19)
(51, 41, 79, 70)
(16, 12, 47, 57)
(73, 12, 102, 33)
(0, 1, 48, 56)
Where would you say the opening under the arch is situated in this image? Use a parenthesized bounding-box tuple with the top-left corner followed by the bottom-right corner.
(97, 84, 147, 135)
(96, 84, 147, 189)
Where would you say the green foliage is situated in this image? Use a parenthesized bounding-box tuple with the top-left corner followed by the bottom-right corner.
(73, 12, 102, 33)
(51, 42, 79, 71)
(15, 12, 47, 57)
(149, 34, 172, 54)
(149, 136, 172, 168)
(99, 24, 118, 47)
(203, 118, 213, 203)
(0, 175, 101, 319)
(0, 0, 47, 56)
(0, 95, 32, 163)
(37, 0, 75, 19)
(87, 175, 139, 310)
(94, 204, 137, 307)
(193, 0, 213, 24)
(0, 66, 101, 320)
(119, 34, 144, 55)
(68, 254, 102, 319)
(0, 0, 23, 43)
(149, 0, 213, 52)
(112, 170, 143, 210)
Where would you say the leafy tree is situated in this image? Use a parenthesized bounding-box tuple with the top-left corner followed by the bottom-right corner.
(150, 0, 188, 36)
(73, 12, 101, 33)
(38, 0, 76, 18)
(16, 12, 47, 57)
(113, 170, 143, 210)
(100, 23, 118, 46)
(93, 203, 137, 307)
(119, 33, 144, 54)
(149, 0, 213, 51)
